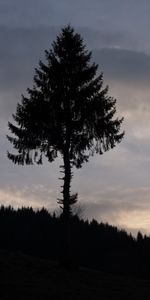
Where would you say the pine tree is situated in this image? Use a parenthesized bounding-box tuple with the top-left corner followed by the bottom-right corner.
(7, 25, 124, 223)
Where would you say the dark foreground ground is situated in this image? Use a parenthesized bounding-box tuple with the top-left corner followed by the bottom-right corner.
(0, 251, 150, 299)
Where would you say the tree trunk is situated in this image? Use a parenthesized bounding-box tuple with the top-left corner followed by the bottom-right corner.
(63, 149, 71, 217)
(60, 148, 72, 266)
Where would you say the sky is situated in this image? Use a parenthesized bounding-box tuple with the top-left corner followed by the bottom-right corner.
(1, 0, 150, 235)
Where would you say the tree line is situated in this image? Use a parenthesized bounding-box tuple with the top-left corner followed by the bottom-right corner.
(0, 205, 150, 278)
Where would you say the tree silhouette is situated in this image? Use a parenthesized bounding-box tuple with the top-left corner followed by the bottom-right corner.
(7, 25, 124, 227)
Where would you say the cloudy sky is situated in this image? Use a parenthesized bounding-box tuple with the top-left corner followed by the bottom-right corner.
(1, 0, 150, 235)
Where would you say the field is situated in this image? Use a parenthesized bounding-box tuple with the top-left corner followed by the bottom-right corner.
(0, 251, 150, 299)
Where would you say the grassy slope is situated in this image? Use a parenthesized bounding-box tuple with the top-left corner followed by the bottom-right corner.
(0, 251, 150, 299)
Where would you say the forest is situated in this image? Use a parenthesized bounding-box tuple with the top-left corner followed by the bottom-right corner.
(0, 205, 149, 278)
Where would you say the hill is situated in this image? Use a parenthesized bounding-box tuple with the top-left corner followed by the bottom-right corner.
(0, 206, 150, 278)
(1, 251, 150, 299)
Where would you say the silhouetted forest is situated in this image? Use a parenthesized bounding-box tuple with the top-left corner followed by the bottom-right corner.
(0, 205, 150, 278)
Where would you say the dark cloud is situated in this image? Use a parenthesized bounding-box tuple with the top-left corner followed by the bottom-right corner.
(93, 48, 150, 84)
(1, 0, 150, 36)
(78, 27, 139, 50)
(0, 27, 58, 91)
(0, 27, 59, 117)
